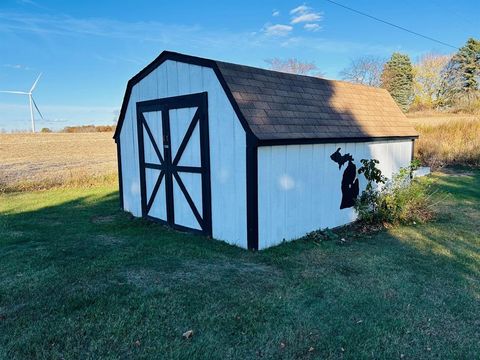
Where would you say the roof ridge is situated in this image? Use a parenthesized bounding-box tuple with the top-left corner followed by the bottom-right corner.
(214, 59, 386, 92)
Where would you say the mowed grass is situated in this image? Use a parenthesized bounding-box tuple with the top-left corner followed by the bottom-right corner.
(0, 133, 117, 192)
(0, 169, 479, 359)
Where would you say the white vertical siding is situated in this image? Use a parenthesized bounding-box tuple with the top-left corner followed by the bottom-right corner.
(257, 140, 413, 249)
(119, 88, 141, 217)
(119, 60, 247, 248)
(202, 65, 247, 248)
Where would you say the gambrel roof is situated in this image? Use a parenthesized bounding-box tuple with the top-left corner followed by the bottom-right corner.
(114, 51, 418, 144)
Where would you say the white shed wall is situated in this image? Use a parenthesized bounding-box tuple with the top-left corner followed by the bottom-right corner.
(119, 60, 247, 248)
(257, 140, 413, 249)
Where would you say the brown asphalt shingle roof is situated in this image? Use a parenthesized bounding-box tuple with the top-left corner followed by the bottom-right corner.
(215, 61, 418, 141)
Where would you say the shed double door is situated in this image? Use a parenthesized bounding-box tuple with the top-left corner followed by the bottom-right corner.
(137, 92, 212, 235)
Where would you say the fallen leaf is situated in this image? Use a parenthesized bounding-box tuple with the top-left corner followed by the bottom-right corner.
(183, 330, 193, 339)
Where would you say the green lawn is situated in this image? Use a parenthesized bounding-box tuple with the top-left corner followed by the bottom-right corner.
(1, 170, 479, 359)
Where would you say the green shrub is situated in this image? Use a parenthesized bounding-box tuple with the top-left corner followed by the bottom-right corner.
(355, 159, 435, 225)
(355, 159, 387, 224)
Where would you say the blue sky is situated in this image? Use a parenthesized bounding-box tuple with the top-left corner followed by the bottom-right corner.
(0, 0, 478, 131)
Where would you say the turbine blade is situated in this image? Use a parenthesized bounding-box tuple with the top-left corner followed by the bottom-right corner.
(30, 73, 42, 92)
(0, 90, 29, 95)
(31, 97, 44, 120)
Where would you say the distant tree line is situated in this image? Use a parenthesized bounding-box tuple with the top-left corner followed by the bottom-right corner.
(62, 125, 116, 133)
(341, 37, 480, 113)
(40, 125, 116, 133)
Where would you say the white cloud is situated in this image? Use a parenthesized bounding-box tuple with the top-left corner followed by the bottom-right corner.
(272, 10, 280, 17)
(16, 0, 52, 11)
(280, 37, 302, 48)
(0, 12, 202, 42)
(0, 102, 117, 114)
(304, 23, 321, 31)
(2, 64, 31, 70)
(3, 64, 22, 69)
(290, 5, 309, 15)
(292, 13, 322, 24)
(263, 24, 293, 36)
(93, 54, 146, 65)
(289, 4, 323, 25)
(16, 0, 37, 5)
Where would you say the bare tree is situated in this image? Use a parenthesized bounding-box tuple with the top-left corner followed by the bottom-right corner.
(413, 53, 452, 109)
(340, 56, 384, 87)
(265, 58, 323, 77)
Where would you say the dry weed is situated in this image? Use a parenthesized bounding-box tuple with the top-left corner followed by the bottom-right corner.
(408, 114, 480, 169)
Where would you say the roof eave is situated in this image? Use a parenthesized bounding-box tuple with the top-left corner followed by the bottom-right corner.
(256, 134, 419, 147)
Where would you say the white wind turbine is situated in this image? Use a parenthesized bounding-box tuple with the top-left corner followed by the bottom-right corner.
(0, 73, 44, 133)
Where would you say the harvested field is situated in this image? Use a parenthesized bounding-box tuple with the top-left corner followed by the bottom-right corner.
(0, 133, 117, 192)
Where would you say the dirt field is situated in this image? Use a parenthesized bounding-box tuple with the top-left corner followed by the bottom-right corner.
(0, 133, 117, 191)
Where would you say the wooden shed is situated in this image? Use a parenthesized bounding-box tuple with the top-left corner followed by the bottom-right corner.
(113, 51, 418, 250)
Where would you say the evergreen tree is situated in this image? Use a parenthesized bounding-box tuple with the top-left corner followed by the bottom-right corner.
(452, 37, 480, 92)
(435, 38, 480, 108)
(381, 53, 414, 112)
